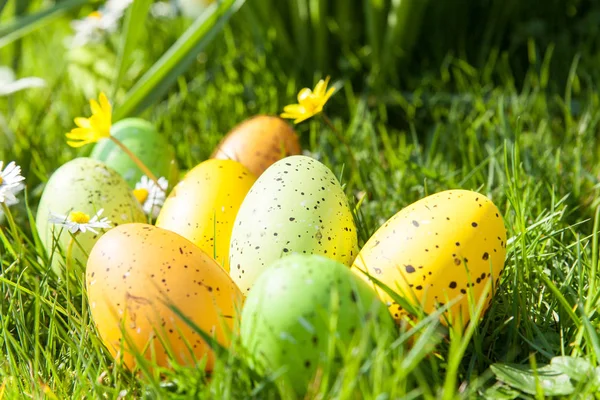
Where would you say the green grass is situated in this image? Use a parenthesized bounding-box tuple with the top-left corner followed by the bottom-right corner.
(2, 0, 600, 398)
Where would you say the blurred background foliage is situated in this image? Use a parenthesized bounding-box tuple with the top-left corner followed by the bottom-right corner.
(2, 0, 599, 112)
(244, 0, 600, 91)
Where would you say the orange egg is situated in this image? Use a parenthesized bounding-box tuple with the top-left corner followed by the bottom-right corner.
(211, 115, 301, 177)
(86, 223, 243, 370)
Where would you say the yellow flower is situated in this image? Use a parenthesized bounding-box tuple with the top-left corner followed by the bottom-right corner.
(65, 92, 112, 148)
(281, 76, 335, 124)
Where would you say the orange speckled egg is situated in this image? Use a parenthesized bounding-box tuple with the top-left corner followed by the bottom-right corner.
(211, 115, 301, 177)
(155, 159, 256, 272)
(86, 223, 243, 370)
(352, 190, 507, 327)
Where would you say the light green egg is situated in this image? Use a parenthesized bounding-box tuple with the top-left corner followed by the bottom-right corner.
(36, 157, 146, 277)
(230, 155, 359, 294)
(90, 118, 177, 187)
(241, 254, 396, 397)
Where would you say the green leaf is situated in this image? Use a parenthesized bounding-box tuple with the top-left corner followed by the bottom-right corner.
(490, 363, 575, 396)
(112, 0, 153, 97)
(0, 0, 91, 49)
(481, 384, 520, 400)
(114, 0, 246, 120)
(550, 356, 594, 382)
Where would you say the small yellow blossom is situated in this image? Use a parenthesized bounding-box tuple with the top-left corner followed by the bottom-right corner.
(48, 209, 112, 234)
(281, 76, 335, 124)
(65, 92, 112, 148)
(133, 188, 149, 205)
(68, 211, 91, 224)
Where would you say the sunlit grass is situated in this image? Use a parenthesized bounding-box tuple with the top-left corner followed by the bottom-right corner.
(1, 0, 600, 398)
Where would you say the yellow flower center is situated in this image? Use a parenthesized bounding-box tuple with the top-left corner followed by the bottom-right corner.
(0, 176, 3, 185)
(133, 188, 149, 204)
(88, 11, 103, 19)
(69, 211, 91, 224)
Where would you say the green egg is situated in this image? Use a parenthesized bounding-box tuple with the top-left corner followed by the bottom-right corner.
(36, 157, 146, 277)
(90, 118, 177, 187)
(230, 155, 359, 294)
(241, 254, 396, 397)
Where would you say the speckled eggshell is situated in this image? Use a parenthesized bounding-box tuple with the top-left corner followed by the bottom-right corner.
(211, 115, 301, 177)
(230, 155, 359, 294)
(86, 223, 243, 370)
(90, 118, 177, 187)
(155, 159, 256, 272)
(36, 157, 146, 277)
(241, 254, 395, 397)
(352, 189, 507, 326)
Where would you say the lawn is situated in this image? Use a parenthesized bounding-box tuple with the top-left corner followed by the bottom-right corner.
(1, 0, 600, 398)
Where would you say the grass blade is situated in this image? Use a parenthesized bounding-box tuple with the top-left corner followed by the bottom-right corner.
(112, 0, 153, 98)
(114, 0, 246, 120)
(0, 0, 91, 49)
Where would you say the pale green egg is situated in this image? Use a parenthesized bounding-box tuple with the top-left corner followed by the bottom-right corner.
(36, 157, 146, 277)
(230, 155, 359, 294)
(241, 254, 395, 397)
(90, 118, 177, 188)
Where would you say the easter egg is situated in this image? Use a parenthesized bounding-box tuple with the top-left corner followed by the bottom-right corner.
(211, 115, 301, 177)
(90, 118, 177, 187)
(86, 223, 243, 370)
(352, 189, 507, 326)
(241, 254, 395, 397)
(36, 158, 146, 277)
(230, 155, 359, 294)
(156, 159, 256, 272)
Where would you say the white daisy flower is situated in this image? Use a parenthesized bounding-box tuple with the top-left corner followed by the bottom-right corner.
(151, 1, 178, 19)
(133, 176, 168, 218)
(70, 0, 134, 47)
(0, 66, 46, 97)
(302, 149, 322, 161)
(0, 161, 25, 206)
(103, 0, 135, 16)
(48, 209, 112, 235)
(177, 0, 215, 19)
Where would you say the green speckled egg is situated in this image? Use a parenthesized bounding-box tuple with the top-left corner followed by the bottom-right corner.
(90, 118, 177, 187)
(36, 158, 146, 277)
(352, 189, 507, 326)
(230, 155, 359, 294)
(241, 254, 395, 397)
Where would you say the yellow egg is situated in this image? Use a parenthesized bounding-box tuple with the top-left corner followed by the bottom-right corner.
(155, 160, 256, 272)
(352, 189, 507, 326)
(86, 223, 243, 370)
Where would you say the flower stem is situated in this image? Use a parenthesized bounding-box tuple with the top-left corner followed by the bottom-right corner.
(66, 235, 76, 276)
(320, 113, 364, 187)
(109, 136, 165, 191)
(2, 202, 22, 254)
(65, 235, 76, 319)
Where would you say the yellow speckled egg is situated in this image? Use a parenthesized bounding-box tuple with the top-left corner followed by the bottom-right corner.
(155, 160, 256, 272)
(211, 115, 301, 177)
(86, 223, 243, 370)
(352, 189, 507, 326)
